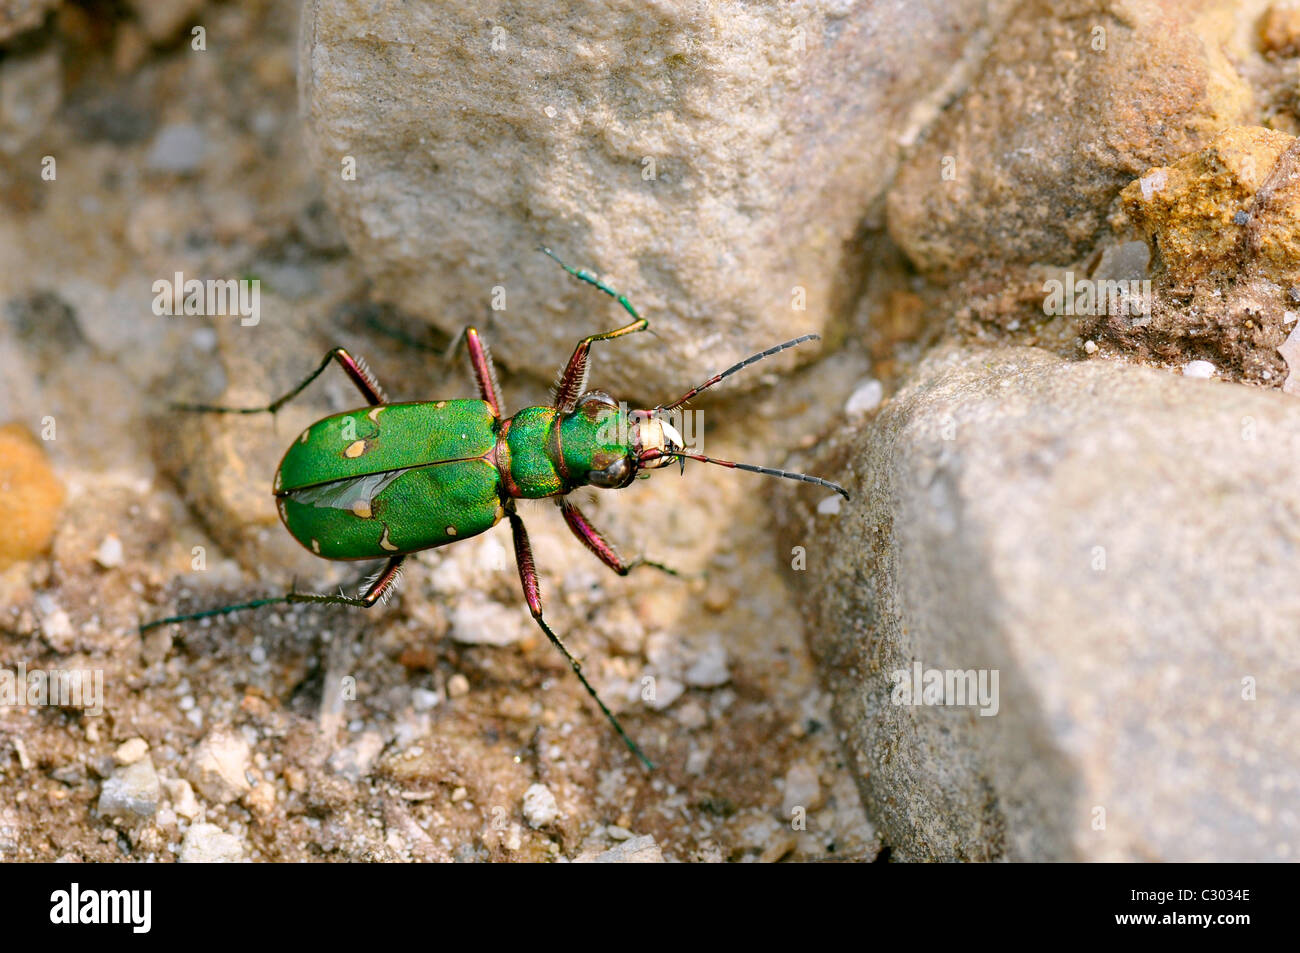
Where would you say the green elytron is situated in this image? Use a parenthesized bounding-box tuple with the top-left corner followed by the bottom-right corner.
(144, 249, 850, 768)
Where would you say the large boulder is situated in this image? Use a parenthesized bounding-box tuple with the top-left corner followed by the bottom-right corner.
(780, 347, 1300, 860)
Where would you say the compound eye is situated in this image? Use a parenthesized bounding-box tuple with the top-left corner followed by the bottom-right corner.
(588, 455, 633, 488)
(576, 391, 618, 421)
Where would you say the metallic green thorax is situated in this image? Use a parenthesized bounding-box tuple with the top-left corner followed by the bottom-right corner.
(273, 398, 634, 561)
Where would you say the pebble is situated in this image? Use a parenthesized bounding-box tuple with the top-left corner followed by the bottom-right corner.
(574, 834, 664, 863)
(94, 534, 124, 569)
(781, 762, 824, 817)
(447, 674, 470, 698)
(1183, 360, 1216, 379)
(146, 123, 206, 173)
(817, 494, 843, 516)
(522, 783, 559, 828)
(97, 758, 161, 818)
(113, 738, 149, 765)
(186, 728, 252, 804)
(411, 687, 441, 711)
(844, 379, 884, 417)
(328, 731, 385, 781)
(178, 823, 245, 863)
(0, 424, 65, 568)
(684, 639, 730, 688)
(1083, 340, 1099, 354)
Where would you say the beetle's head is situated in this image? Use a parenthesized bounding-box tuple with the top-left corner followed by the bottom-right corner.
(564, 392, 684, 490)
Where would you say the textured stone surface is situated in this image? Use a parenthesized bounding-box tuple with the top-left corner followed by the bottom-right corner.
(780, 347, 1300, 861)
(1088, 126, 1300, 384)
(0, 0, 57, 43)
(299, 0, 1010, 398)
(1120, 125, 1298, 287)
(886, 0, 1253, 277)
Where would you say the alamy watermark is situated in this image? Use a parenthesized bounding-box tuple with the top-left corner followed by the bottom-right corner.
(1043, 272, 1151, 325)
(890, 661, 999, 716)
(1, 662, 103, 716)
(152, 272, 260, 326)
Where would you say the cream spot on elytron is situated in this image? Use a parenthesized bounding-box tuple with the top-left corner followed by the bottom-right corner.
(344, 440, 366, 458)
(445, 525, 457, 536)
(379, 527, 398, 551)
(435, 400, 447, 409)
(311, 538, 320, 554)
(367, 406, 383, 423)
(299, 429, 310, 444)
(351, 500, 372, 518)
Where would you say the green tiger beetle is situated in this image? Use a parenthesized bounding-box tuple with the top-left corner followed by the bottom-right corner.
(142, 248, 850, 769)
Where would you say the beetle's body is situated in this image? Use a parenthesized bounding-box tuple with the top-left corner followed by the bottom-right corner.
(274, 395, 642, 561)
(145, 248, 848, 770)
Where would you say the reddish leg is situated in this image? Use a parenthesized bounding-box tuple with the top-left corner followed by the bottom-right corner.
(558, 499, 679, 577)
(540, 247, 649, 412)
(507, 508, 654, 769)
(463, 327, 503, 418)
(173, 347, 386, 413)
(552, 319, 649, 413)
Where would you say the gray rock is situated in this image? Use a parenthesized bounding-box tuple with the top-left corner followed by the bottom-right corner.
(299, 0, 1012, 397)
(0, 46, 61, 155)
(145, 123, 206, 174)
(178, 822, 245, 863)
(185, 728, 252, 804)
(575, 834, 664, 863)
(781, 347, 1300, 861)
(97, 757, 162, 819)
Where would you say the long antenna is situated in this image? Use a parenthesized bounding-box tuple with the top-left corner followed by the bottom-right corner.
(661, 450, 849, 499)
(656, 334, 820, 412)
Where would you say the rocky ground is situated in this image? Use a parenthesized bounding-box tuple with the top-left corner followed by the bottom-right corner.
(2, 0, 1298, 862)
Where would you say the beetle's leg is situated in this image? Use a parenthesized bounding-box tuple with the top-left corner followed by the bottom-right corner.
(139, 557, 404, 631)
(540, 247, 651, 413)
(507, 507, 654, 770)
(558, 499, 680, 577)
(172, 347, 385, 414)
(463, 327, 503, 418)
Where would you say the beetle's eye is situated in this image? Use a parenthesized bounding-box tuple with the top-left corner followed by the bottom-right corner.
(588, 456, 632, 488)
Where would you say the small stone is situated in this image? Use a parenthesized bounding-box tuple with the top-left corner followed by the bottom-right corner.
(844, 379, 884, 417)
(39, 609, 74, 649)
(644, 675, 684, 711)
(781, 762, 824, 817)
(94, 534, 124, 569)
(411, 687, 441, 711)
(450, 786, 468, 802)
(165, 779, 201, 820)
(1083, 340, 1099, 354)
(1182, 360, 1215, 379)
(328, 731, 385, 781)
(576, 834, 664, 863)
(684, 638, 729, 688)
(0, 424, 65, 569)
(244, 782, 276, 817)
(522, 783, 559, 829)
(113, 738, 149, 765)
(447, 597, 526, 645)
(97, 758, 161, 819)
(186, 728, 252, 804)
(447, 674, 470, 698)
(816, 495, 843, 516)
(1258, 3, 1300, 56)
(605, 825, 634, 841)
(146, 123, 206, 174)
(178, 823, 245, 863)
